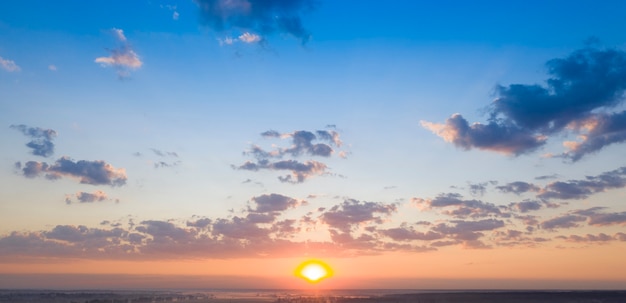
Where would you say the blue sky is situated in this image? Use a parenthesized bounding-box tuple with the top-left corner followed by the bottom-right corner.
(2, 0, 626, 289)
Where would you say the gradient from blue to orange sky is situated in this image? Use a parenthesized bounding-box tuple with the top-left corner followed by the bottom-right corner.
(2, 0, 626, 289)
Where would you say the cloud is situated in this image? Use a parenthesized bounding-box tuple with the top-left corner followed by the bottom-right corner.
(560, 111, 626, 161)
(380, 225, 443, 242)
(421, 114, 547, 155)
(537, 166, 626, 200)
(150, 148, 178, 158)
(413, 193, 504, 219)
(95, 28, 142, 77)
(430, 219, 505, 244)
(18, 157, 127, 186)
(10, 124, 57, 157)
(496, 181, 540, 195)
(194, 0, 314, 45)
(236, 128, 346, 183)
(48, 65, 57, 71)
(320, 199, 397, 233)
(239, 32, 261, 43)
(557, 233, 624, 243)
(422, 47, 626, 160)
(236, 159, 327, 183)
(586, 211, 626, 226)
(540, 214, 586, 230)
(0, 56, 20, 72)
(250, 193, 300, 212)
(508, 200, 544, 213)
(65, 190, 111, 204)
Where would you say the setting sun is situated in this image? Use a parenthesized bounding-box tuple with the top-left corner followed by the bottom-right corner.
(295, 260, 334, 283)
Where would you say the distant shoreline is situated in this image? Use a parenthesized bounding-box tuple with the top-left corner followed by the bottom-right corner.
(1, 289, 625, 303)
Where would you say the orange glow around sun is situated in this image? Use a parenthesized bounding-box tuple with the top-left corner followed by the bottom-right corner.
(294, 259, 334, 283)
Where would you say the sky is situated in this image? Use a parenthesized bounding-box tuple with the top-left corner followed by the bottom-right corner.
(1, 0, 626, 290)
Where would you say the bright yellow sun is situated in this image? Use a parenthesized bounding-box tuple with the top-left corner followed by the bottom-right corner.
(294, 259, 333, 283)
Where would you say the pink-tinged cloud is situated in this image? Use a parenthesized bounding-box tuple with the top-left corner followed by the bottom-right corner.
(65, 190, 110, 204)
(422, 47, 626, 160)
(421, 114, 547, 155)
(18, 157, 127, 187)
(95, 28, 142, 77)
(0, 56, 20, 72)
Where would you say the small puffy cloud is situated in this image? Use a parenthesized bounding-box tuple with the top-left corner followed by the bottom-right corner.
(431, 219, 505, 244)
(496, 181, 540, 195)
(65, 190, 110, 204)
(10, 124, 57, 157)
(250, 193, 299, 213)
(19, 157, 127, 187)
(236, 159, 327, 183)
(508, 200, 544, 213)
(0, 56, 20, 72)
(95, 28, 142, 77)
(422, 47, 626, 160)
(194, 0, 314, 45)
(48, 65, 57, 71)
(320, 199, 397, 232)
(239, 32, 261, 43)
(236, 128, 346, 183)
(413, 193, 504, 219)
(379, 225, 443, 242)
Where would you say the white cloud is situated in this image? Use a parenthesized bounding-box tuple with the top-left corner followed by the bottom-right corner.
(239, 32, 261, 43)
(0, 56, 21, 72)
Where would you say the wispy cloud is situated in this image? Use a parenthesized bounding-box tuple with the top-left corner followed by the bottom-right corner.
(194, 0, 314, 45)
(422, 47, 626, 161)
(0, 56, 20, 72)
(95, 28, 143, 78)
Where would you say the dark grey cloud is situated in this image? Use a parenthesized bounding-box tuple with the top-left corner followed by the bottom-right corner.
(468, 182, 490, 197)
(10, 124, 57, 157)
(250, 193, 299, 212)
(65, 190, 110, 204)
(379, 225, 443, 242)
(429, 219, 505, 247)
(257, 130, 342, 158)
(413, 193, 504, 219)
(557, 233, 621, 243)
(508, 200, 544, 213)
(320, 199, 397, 233)
(18, 157, 127, 186)
(194, 0, 314, 45)
(422, 47, 626, 160)
(236, 128, 345, 183)
(535, 174, 559, 180)
(540, 214, 586, 230)
(587, 211, 626, 226)
(421, 114, 546, 155)
(538, 166, 626, 200)
(236, 159, 327, 183)
(497, 181, 540, 195)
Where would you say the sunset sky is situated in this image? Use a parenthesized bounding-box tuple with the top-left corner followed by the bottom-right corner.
(2, 0, 626, 290)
